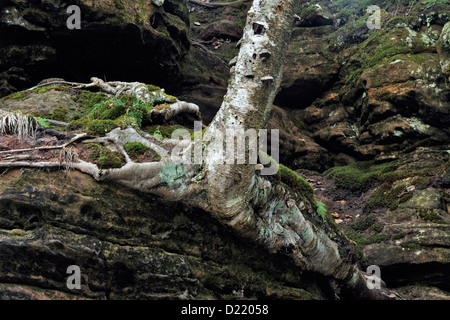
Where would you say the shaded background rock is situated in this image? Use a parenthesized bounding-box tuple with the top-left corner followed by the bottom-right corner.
(0, 0, 191, 96)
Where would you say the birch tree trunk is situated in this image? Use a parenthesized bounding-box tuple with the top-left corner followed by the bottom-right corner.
(0, 0, 398, 299)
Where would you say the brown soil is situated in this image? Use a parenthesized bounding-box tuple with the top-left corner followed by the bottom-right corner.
(298, 171, 385, 226)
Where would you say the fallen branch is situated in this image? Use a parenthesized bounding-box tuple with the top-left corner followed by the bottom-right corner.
(0, 133, 87, 155)
(189, 0, 250, 8)
(26, 80, 90, 91)
(46, 119, 69, 127)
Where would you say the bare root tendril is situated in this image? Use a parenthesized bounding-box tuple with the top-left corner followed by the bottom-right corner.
(59, 147, 79, 171)
(0, 111, 37, 141)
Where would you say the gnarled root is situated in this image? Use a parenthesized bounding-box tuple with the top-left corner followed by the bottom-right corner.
(28, 78, 201, 123)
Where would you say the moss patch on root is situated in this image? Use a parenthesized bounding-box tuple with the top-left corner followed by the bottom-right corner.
(416, 208, 442, 222)
(87, 143, 125, 169)
(124, 141, 161, 162)
(144, 125, 192, 139)
(276, 164, 315, 204)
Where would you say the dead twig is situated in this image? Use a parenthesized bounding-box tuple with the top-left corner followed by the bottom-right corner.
(0, 133, 88, 155)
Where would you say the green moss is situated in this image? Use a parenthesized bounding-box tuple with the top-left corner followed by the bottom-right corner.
(347, 68, 364, 85)
(316, 201, 327, 218)
(75, 91, 109, 115)
(327, 15, 368, 51)
(406, 53, 429, 64)
(416, 208, 442, 222)
(402, 242, 424, 249)
(393, 232, 406, 240)
(325, 160, 397, 191)
(420, 0, 450, 10)
(49, 107, 68, 122)
(68, 119, 117, 136)
(162, 93, 177, 103)
(1, 85, 70, 101)
(2, 91, 27, 101)
(123, 141, 161, 161)
(276, 164, 315, 204)
(296, 6, 317, 21)
(145, 125, 192, 140)
(334, 8, 354, 20)
(88, 143, 125, 169)
(34, 117, 51, 127)
(365, 45, 412, 68)
(158, 162, 186, 189)
(366, 182, 414, 212)
(344, 214, 391, 249)
(113, 0, 125, 9)
(343, 24, 414, 84)
(88, 120, 118, 136)
(315, 200, 342, 233)
(149, 94, 175, 107)
(36, 85, 69, 94)
(89, 98, 127, 120)
(123, 142, 150, 158)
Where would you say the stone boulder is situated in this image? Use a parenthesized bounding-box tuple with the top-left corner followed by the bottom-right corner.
(198, 20, 242, 41)
(293, 21, 450, 164)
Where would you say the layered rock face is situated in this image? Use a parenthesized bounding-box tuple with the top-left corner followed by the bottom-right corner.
(0, 0, 190, 96)
(0, 169, 332, 300)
